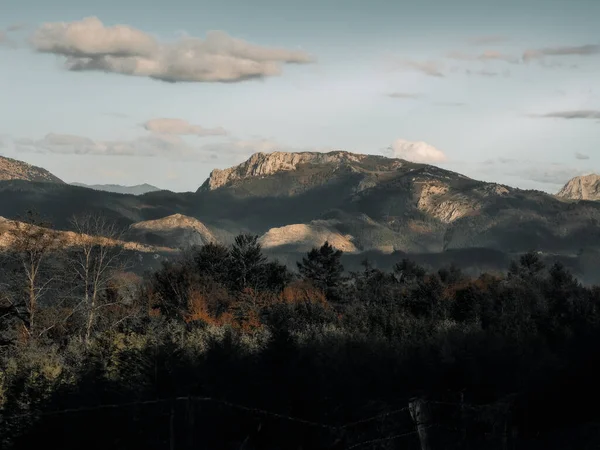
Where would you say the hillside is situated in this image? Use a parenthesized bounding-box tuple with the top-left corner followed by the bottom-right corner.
(0, 155, 63, 183)
(2, 151, 600, 281)
(557, 174, 600, 201)
(127, 214, 217, 248)
(71, 182, 162, 195)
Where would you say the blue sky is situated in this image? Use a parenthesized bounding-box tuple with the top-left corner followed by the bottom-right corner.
(1, 0, 599, 192)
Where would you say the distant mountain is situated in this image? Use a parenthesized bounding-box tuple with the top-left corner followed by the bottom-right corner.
(557, 174, 600, 201)
(0, 155, 63, 183)
(71, 182, 162, 195)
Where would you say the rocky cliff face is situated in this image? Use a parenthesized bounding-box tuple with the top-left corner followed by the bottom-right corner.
(200, 151, 402, 191)
(128, 214, 217, 248)
(557, 174, 600, 201)
(0, 155, 64, 183)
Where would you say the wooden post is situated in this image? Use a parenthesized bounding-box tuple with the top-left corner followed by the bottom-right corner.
(170, 399, 176, 450)
(186, 396, 195, 450)
(409, 397, 433, 450)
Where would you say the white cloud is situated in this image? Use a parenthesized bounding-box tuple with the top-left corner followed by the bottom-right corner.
(31, 16, 159, 57)
(397, 59, 444, 77)
(30, 17, 314, 83)
(389, 139, 447, 163)
(143, 118, 227, 136)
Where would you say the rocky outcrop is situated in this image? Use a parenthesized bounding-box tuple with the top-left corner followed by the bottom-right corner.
(259, 220, 358, 253)
(201, 151, 398, 191)
(557, 174, 600, 201)
(129, 214, 216, 247)
(0, 155, 64, 183)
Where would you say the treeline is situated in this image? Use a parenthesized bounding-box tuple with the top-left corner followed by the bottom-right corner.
(2, 213, 600, 449)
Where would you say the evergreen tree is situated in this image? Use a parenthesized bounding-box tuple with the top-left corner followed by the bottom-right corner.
(228, 234, 267, 291)
(297, 241, 344, 301)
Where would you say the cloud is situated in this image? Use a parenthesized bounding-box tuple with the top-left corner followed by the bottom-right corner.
(434, 102, 466, 107)
(30, 17, 314, 83)
(397, 60, 444, 77)
(387, 92, 424, 99)
(523, 44, 600, 62)
(389, 139, 447, 163)
(13, 132, 297, 163)
(143, 118, 227, 136)
(534, 110, 600, 120)
(465, 68, 510, 77)
(0, 31, 15, 48)
(16, 132, 202, 159)
(518, 164, 585, 185)
(447, 50, 518, 63)
(7, 23, 28, 32)
(575, 152, 590, 160)
(467, 36, 510, 46)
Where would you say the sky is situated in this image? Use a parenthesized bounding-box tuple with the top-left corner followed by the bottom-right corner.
(0, 0, 599, 192)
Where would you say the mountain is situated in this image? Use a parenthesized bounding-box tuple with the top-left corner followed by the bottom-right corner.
(71, 182, 162, 195)
(3, 150, 600, 282)
(0, 154, 63, 183)
(557, 174, 600, 201)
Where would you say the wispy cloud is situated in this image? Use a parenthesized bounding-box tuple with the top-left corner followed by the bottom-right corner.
(533, 110, 600, 120)
(467, 36, 510, 46)
(6, 23, 27, 32)
(523, 44, 600, 62)
(143, 118, 227, 136)
(30, 16, 314, 83)
(397, 59, 444, 77)
(387, 92, 424, 99)
(12, 132, 315, 164)
(465, 68, 510, 77)
(575, 152, 590, 160)
(434, 102, 466, 107)
(447, 50, 518, 63)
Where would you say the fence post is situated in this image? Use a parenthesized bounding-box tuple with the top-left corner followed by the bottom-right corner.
(186, 396, 195, 450)
(170, 399, 176, 450)
(409, 397, 433, 450)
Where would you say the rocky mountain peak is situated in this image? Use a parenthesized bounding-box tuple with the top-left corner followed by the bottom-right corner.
(0, 155, 64, 184)
(201, 150, 397, 191)
(557, 174, 600, 201)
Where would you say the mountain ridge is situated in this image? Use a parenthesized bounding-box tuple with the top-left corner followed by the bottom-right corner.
(0, 154, 64, 184)
(71, 182, 162, 195)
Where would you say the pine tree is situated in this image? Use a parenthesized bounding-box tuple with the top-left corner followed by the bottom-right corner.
(297, 241, 345, 301)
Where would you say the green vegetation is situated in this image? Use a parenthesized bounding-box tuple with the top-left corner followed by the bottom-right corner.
(2, 214, 600, 449)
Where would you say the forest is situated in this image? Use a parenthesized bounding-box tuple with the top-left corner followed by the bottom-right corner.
(2, 212, 600, 449)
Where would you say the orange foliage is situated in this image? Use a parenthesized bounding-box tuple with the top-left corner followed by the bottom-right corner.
(278, 280, 328, 307)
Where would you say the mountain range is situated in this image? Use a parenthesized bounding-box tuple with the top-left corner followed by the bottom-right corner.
(70, 182, 162, 195)
(1, 151, 600, 281)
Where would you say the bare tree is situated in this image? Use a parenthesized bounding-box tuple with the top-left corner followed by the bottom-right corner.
(68, 213, 130, 344)
(2, 211, 62, 339)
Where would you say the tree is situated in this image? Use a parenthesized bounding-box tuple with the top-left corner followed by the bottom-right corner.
(228, 234, 267, 292)
(1, 211, 62, 339)
(297, 241, 345, 301)
(192, 242, 230, 284)
(68, 213, 129, 344)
